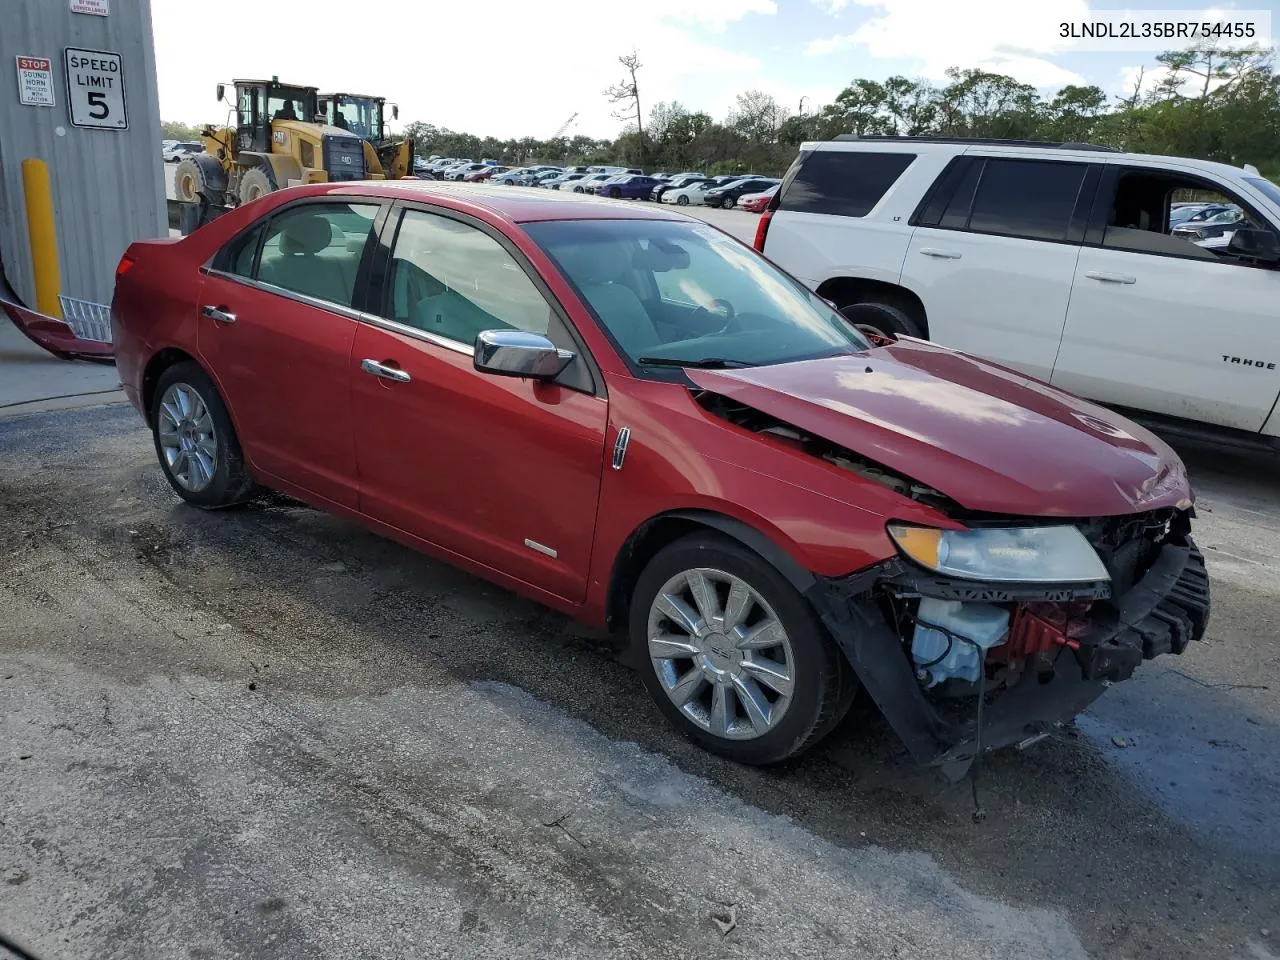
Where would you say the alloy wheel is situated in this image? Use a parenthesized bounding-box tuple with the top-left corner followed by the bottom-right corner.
(156, 382, 218, 492)
(646, 567, 795, 740)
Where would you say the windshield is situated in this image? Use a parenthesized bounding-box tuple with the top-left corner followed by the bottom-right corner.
(1244, 176, 1280, 209)
(525, 219, 869, 370)
(266, 88, 313, 122)
(331, 97, 382, 140)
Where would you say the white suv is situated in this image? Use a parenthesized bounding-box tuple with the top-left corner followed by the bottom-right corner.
(756, 136, 1280, 444)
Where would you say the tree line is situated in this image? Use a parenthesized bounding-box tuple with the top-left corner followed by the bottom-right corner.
(406, 46, 1280, 180)
(164, 45, 1280, 180)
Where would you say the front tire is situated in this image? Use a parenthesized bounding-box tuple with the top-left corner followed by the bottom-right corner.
(630, 533, 855, 765)
(151, 363, 255, 508)
(676, 194, 690, 206)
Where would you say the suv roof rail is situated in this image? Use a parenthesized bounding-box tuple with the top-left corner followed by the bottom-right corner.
(830, 134, 1122, 153)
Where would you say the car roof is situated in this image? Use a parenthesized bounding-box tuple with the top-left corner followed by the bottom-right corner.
(303, 180, 696, 224)
(802, 137, 1260, 179)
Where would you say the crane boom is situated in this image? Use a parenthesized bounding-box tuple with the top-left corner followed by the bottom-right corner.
(550, 112, 578, 140)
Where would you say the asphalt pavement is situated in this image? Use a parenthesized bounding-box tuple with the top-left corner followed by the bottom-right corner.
(1, 395, 1278, 960)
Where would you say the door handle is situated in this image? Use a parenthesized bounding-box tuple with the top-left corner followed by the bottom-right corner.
(360, 358, 412, 383)
(201, 304, 236, 323)
(919, 248, 962, 259)
(1084, 271, 1137, 284)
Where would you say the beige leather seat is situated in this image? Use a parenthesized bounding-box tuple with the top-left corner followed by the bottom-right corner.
(558, 243, 659, 356)
(259, 213, 358, 306)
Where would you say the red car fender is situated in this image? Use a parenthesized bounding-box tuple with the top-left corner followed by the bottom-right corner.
(578, 376, 956, 626)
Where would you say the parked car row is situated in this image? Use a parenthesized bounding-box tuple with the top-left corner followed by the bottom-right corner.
(117, 133, 1273, 773)
(414, 158, 784, 210)
(162, 140, 203, 163)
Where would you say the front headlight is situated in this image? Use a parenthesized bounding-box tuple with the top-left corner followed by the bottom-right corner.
(887, 524, 1110, 584)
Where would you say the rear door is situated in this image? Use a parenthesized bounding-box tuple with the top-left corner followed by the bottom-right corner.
(1051, 163, 1280, 431)
(197, 199, 384, 507)
(903, 155, 1097, 380)
(350, 203, 609, 602)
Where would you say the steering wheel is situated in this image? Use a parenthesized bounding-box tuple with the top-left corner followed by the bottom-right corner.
(693, 298, 736, 334)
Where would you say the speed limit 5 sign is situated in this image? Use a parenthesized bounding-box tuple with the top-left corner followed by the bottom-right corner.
(63, 47, 127, 129)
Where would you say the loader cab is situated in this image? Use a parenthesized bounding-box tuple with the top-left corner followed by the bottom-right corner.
(319, 92, 399, 143)
(228, 78, 319, 152)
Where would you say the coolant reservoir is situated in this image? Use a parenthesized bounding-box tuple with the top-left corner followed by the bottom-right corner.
(912, 599, 1010, 688)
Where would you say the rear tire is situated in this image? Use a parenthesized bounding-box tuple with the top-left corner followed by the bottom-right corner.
(839, 299, 924, 343)
(150, 363, 255, 509)
(237, 166, 273, 205)
(630, 532, 856, 765)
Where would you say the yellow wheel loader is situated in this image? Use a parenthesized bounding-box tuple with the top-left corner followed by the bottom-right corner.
(318, 92, 414, 180)
(174, 78, 370, 213)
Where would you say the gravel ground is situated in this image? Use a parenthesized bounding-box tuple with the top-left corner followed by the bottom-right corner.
(1, 403, 1277, 960)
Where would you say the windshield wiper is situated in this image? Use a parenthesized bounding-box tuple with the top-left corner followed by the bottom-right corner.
(637, 356, 755, 369)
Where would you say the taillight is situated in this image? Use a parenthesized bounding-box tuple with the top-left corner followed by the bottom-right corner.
(753, 209, 773, 252)
(115, 254, 135, 279)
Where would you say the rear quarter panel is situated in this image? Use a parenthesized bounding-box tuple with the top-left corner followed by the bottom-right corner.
(763, 147, 951, 289)
(112, 239, 203, 416)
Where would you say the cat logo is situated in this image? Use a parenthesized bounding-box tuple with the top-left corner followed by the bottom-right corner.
(273, 130, 286, 146)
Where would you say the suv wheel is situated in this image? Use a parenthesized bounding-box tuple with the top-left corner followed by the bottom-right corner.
(839, 299, 923, 343)
(630, 533, 856, 765)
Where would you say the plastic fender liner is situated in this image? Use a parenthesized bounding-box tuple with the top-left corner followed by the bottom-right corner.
(665, 510, 817, 593)
(807, 561, 963, 766)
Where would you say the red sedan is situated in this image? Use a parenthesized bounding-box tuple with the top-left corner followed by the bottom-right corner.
(464, 165, 504, 183)
(111, 181, 1209, 770)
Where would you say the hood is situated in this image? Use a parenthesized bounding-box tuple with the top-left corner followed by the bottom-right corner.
(687, 340, 1193, 518)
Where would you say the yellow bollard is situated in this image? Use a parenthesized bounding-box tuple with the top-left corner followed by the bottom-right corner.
(21, 158, 62, 320)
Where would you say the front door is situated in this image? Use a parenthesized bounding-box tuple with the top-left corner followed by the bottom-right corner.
(351, 205, 609, 602)
(197, 199, 383, 507)
(902, 156, 1093, 381)
(1051, 165, 1280, 432)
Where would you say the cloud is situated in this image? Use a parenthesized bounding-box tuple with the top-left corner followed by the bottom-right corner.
(150, 0, 776, 138)
(805, 0, 1092, 89)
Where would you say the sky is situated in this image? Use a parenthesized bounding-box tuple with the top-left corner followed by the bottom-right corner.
(149, 0, 1279, 139)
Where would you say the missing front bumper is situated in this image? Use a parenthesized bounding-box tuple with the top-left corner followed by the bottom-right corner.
(807, 538, 1210, 779)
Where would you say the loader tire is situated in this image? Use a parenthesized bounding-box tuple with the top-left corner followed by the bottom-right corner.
(237, 167, 274, 205)
(174, 156, 224, 205)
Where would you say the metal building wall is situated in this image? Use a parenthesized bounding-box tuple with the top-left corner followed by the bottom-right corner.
(0, 0, 166, 308)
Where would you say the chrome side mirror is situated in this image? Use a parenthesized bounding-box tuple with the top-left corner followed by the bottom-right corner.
(474, 330, 573, 379)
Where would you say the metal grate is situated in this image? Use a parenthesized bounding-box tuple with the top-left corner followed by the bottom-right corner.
(58, 295, 113, 343)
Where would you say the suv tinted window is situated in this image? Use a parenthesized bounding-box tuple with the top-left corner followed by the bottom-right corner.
(257, 202, 379, 307)
(967, 159, 1088, 242)
(780, 151, 915, 218)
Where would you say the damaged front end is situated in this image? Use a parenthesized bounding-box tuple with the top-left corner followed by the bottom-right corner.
(807, 508, 1211, 779)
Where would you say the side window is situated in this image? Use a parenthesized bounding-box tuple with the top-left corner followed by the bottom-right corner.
(256, 202, 379, 308)
(218, 223, 265, 278)
(779, 151, 915, 218)
(384, 209, 554, 346)
(967, 159, 1088, 242)
(1099, 167, 1276, 266)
